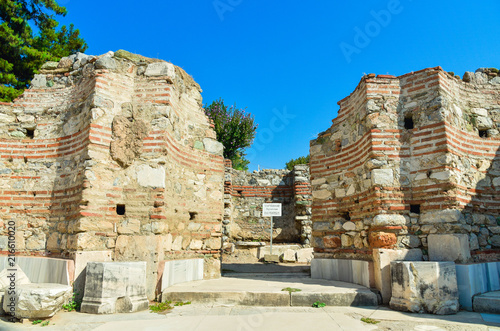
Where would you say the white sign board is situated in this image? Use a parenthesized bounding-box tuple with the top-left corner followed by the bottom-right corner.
(262, 203, 282, 217)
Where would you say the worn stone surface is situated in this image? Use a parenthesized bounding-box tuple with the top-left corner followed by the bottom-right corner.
(3, 283, 72, 319)
(390, 261, 459, 315)
(81, 262, 149, 314)
(372, 249, 423, 304)
(282, 249, 297, 262)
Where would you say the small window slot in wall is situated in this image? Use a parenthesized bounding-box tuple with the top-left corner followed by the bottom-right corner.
(404, 115, 414, 130)
(116, 204, 126, 215)
(479, 130, 488, 138)
(189, 212, 197, 220)
(410, 204, 421, 214)
(340, 211, 351, 221)
(26, 128, 35, 139)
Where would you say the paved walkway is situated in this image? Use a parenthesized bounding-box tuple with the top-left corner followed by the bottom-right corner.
(1, 305, 500, 331)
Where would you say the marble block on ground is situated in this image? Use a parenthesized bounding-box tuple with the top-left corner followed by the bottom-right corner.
(311, 259, 371, 288)
(161, 259, 204, 291)
(390, 261, 459, 315)
(3, 283, 72, 319)
(373, 248, 423, 304)
(0, 257, 72, 285)
(80, 262, 149, 314)
(455, 262, 500, 311)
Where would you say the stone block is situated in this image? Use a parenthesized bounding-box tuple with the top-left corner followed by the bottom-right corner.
(135, 164, 165, 188)
(95, 56, 116, 70)
(203, 138, 223, 155)
(390, 261, 459, 315)
(81, 262, 149, 314)
(144, 62, 175, 77)
(72, 251, 112, 302)
(428, 234, 471, 263)
(311, 259, 371, 288)
(161, 259, 203, 291)
(264, 254, 280, 263)
(282, 249, 297, 263)
(296, 248, 314, 263)
(420, 209, 464, 224)
(371, 169, 393, 186)
(3, 283, 72, 319)
(372, 248, 423, 304)
(372, 214, 407, 227)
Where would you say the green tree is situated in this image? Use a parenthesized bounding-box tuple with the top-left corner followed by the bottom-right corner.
(285, 155, 310, 170)
(204, 98, 257, 171)
(0, 0, 87, 102)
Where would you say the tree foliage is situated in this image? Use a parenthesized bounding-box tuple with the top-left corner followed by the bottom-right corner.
(204, 98, 257, 171)
(285, 155, 310, 170)
(0, 0, 87, 102)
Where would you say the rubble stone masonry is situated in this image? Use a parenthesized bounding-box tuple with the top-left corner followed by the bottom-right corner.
(223, 162, 312, 245)
(311, 67, 500, 262)
(0, 50, 224, 298)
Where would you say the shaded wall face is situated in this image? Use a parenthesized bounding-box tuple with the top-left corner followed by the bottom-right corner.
(0, 53, 225, 298)
(310, 69, 500, 261)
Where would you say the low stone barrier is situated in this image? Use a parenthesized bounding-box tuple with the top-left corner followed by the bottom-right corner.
(390, 261, 459, 315)
(311, 259, 371, 288)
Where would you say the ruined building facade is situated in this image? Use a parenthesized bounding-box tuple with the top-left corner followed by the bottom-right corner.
(311, 67, 500, 263)
(0, 51, 224, 298)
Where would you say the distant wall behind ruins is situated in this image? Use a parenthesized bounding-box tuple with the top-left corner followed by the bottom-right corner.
(223, 162, 312, 246)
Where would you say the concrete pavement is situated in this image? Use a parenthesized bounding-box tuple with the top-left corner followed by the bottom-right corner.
(1, 304, 500, 331)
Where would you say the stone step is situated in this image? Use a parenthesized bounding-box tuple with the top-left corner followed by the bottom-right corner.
(473, 291, 500, 314)
(222, 263, 310, 275)
(224, 273, 311, 279)
(162, 276, 378, 307)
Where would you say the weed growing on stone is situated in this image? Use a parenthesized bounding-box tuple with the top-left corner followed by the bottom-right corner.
(312, 301, 326, 308)
(32, 320, 42, 325)
(174, 301, 191, 306)
(41, 321, 50, 326)
(281, 287, 301, 293)
(62, 292, 81, 312)
(149, 301, 174, 313)
(361, 317, 380, 324)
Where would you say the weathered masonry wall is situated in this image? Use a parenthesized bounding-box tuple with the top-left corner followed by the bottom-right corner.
(223, 162, 312, 245)
(0, 50, 224, 298)
(310, 67, 500, 262)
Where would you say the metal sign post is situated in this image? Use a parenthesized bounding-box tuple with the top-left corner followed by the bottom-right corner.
(262, 203, 282, 257)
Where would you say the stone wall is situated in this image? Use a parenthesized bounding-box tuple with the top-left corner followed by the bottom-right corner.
(223, 162, 312, 245)
(310, 67, 500, 262)
(0, 50, 224, 298)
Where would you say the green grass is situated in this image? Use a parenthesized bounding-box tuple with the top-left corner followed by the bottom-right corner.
(361, 317, 380, 324)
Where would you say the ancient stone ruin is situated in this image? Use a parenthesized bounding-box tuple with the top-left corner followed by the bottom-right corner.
(0, 50, 224, 300)
(310, 66, 500, 309)
(0, 48, 498, 318)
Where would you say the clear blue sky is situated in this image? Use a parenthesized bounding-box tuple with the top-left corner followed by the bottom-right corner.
(58, 0, 500, 171)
